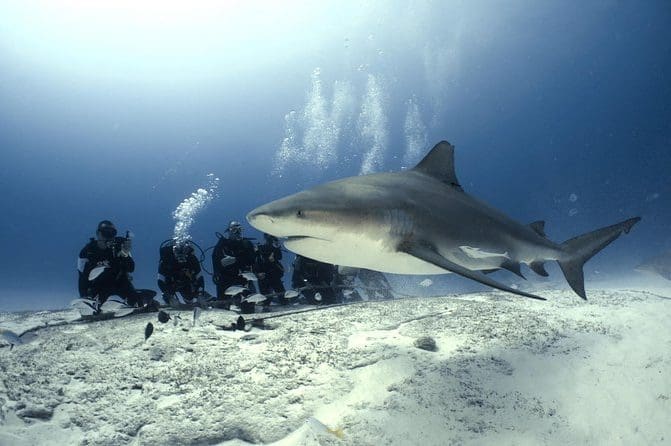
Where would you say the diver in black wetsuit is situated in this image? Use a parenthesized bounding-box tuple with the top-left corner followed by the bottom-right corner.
(158, 240, 206, 306)
(255, 233, 286, 306)
(291, 255, 338, 304)
(77, 220, 141, 306)
(212, 221, 257, 313)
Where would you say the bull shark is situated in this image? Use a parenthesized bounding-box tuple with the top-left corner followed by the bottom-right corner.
(247, 141, 640, 300)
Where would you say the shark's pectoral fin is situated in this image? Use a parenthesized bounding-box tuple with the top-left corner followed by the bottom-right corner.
(398, 242, 545, 301)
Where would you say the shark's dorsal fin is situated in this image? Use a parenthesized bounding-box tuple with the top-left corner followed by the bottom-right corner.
(528, 221, 546, 237)
(413, 141, 463, 191)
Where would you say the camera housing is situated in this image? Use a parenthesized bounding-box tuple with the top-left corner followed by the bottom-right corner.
(104, 236, 126, 251)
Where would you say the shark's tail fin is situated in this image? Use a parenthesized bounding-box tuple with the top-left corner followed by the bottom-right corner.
(557, 217, 640, 299)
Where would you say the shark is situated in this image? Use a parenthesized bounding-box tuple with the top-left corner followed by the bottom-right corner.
(247, 141, 640, 300)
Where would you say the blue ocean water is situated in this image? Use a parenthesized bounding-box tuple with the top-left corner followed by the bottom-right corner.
(0, 1, 669, 310)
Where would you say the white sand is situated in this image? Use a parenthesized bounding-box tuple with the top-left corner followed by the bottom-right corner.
(0, 287, 669, 445)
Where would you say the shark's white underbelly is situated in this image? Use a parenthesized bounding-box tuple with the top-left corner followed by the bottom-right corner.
(284, 234, 448, 275)
(282, 229, 546, 275)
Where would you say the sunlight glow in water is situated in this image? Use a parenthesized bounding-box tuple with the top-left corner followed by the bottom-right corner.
(0, 0, 341, 82)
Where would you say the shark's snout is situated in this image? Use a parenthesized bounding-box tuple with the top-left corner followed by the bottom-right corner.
(246, 208, 273, 226)
(246, 203, 283, 236)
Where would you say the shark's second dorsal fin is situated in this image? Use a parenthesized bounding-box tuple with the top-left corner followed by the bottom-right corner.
(413, 141, 463, 191)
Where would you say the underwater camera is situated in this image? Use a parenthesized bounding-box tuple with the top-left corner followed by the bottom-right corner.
(105, 231, 131, 251)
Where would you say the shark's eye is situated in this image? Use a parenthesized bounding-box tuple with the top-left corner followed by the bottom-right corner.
(296, 210, 304, 218)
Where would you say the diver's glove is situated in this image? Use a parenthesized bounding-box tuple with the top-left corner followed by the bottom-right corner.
(220, 255, 236, 267)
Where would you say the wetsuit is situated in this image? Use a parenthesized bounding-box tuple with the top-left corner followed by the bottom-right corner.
(77, 238, 138, 305)
(212, 236, 256, 312)
(158, 245, 205, 304)
(255, 240, 286, 305)
(291, 255, 338, 304)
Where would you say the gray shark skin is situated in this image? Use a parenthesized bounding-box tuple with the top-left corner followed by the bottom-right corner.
(635, 251, 671, 281)
(247, 141, 640, 300)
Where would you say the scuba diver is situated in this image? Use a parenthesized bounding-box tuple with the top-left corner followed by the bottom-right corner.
(158, 239, 207, 306)
(291, 255, 338, 305)
(255, 233, 286, 306)
(212, 221, 257, 313)
(77, 220, 148, 307)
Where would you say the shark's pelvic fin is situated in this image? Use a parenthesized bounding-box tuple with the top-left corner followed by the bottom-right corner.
(558, 217, 641, 299)
(412, 141, 463, 191)
(501, 260, 526, 279)
(398, 241, 545, 301)
(529, 261, 549, 277)
(528, 221, 546, 237)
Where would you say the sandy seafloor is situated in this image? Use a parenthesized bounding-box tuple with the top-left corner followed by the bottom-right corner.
(0, 284, 669, 446)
